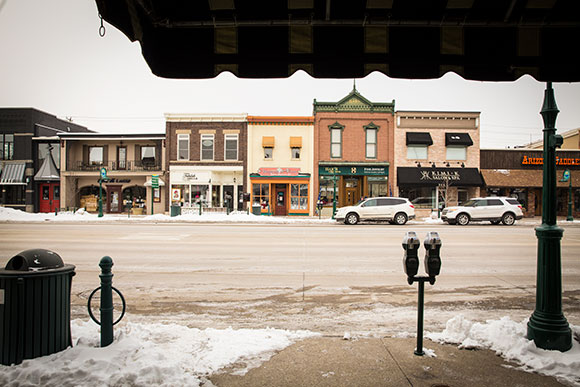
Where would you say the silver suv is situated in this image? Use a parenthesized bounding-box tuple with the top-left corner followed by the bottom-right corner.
(441, 197, 524, 226)
(335, 197, 416, 225)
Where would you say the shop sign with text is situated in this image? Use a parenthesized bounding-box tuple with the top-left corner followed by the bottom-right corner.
(318, 165, 388, 176)
(522, 155, 580, 166)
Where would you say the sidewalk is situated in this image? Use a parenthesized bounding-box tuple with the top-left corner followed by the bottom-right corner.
(210, 336, 566, 387)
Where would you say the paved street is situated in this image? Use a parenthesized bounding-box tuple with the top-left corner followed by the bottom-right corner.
(1, 222, 579, 335)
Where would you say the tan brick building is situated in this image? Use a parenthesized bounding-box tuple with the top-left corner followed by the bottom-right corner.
(313, 87, 395, 216)
(394, 111, 482, 214)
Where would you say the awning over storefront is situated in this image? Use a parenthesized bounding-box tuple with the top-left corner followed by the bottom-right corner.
(34, 156, 60, 181)
(398, 167, 483, 187)
(406, 132, 433, 146)
(445, 133, 473, 146)
(0, 163, 26, 185)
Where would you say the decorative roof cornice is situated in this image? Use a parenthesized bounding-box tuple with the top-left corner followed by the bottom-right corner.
(313, 88, 395, 114)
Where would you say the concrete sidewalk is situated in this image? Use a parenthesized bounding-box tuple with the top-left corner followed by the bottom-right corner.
(210, 336, 565, 387)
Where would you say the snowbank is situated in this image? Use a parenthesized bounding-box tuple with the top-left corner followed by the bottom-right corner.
(0, 319, 319, 387)
(427, 315, 580, 386)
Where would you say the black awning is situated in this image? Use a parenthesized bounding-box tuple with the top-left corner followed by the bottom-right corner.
(397, 167, 483, 187)
(445, 133, 473, 146)
(95, 0, 580, 81)
(406, 132, 433, 146)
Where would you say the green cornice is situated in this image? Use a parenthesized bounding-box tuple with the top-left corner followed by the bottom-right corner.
(313, 89, 395, 114)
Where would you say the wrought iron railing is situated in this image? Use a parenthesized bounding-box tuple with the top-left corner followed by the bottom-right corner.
(67, 160, 162, 172)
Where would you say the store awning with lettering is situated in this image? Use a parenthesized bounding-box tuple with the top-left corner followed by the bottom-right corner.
(0, 163, 26, 185)
(397, 167, 483, 187)
(445, 133, 474, 146)
(406, 132, 433, 146)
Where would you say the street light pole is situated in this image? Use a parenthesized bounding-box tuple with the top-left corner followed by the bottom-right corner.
(332, 173, 337, 220)
(527, 82, 572, 352)
(567, 172, 573, 221)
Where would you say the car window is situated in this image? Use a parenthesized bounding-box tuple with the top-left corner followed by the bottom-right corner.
(377, 198, 391, 206)
(391, 198, 406, 205)
(506, 199, 520, 205)
(462, 199, 477, 207)
(362, 199, 377, 207)
(473, 200, 487, 207)
(487, 199, 503, 206)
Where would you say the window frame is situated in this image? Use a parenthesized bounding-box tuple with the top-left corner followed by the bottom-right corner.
(290, 183, 309, 211)
(364, 123, 379, 159)
(264, 147, 273, 159)
(446, 145, 467, 160)
(224, 133, 238, 161)
(200, 134, 215, 161)
(1, 134, 14, 160)
(177, 133, 190, 161)
(291, 147, 301, 160)
(407, 145, 428, 160)
(329, 122, 344, 159)
(88, 146, 104, 165)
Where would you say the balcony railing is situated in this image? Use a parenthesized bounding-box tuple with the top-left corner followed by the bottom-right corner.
(67, 160, 162, 172)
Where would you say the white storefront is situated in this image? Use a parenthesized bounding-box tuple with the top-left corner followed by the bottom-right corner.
(169, 165, 243, 210)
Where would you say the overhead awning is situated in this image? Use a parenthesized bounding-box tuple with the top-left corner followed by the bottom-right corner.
(397, 167, 483, 187)
(406, 132, 433, 146)
(95, 0, 580, 81)
(289, 136, 302, 148)
(445, 133, 474, 146)
(144, 177, 166, 187)
(0, 163, 26, 185)
(34, 156, 60, 181)
(262, 136, 275, 147)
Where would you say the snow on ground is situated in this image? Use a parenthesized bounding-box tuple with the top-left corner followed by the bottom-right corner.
(0, 319, 319, 387)
(427, 315, 580, 386)
(2, 206, 576, 225)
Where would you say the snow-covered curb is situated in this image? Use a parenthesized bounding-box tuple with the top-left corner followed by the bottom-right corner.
(0, 320, 319, 387)
(426, 315, 580, 386)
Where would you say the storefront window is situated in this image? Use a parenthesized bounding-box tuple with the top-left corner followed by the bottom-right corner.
(191, 185, 209, 206)
(290, 183, 309, 210)
(319, 177, 339, 205)
(368, 180, 388, 197)
(400, 187, 436, 208)
(252, 183, 270, 210)
(212, 185, 220, 207)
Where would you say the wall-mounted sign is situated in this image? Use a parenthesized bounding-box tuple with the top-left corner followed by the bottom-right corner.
(151, 174, 159, 188)
(258, 167, 301, 176)
(522, 155, 580, 166)
(420, 170, 461, 181)
(318, 165, 388, 176)
(99, 178, 131, 184)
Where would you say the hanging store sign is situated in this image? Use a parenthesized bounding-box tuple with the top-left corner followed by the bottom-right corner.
(318, 165, 388, 176)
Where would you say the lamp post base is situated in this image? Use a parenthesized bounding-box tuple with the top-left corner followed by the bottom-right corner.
(527, 311, 572, 352)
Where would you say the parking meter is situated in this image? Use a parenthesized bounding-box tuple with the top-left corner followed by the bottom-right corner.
(402, 231, 420, 283)
(423, 232, 442, 281)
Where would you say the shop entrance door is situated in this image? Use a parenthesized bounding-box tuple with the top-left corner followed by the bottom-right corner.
(223, 185, 234, 210)
(39, 183, 60, 213)
(345, 187, 359, 206)
(107, 185, 122, 213)
(275, 184, 287, 216)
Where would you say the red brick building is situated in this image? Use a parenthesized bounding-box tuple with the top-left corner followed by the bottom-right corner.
(313, 87, 395, 214)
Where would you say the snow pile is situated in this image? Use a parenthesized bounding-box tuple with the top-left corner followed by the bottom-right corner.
(427, 315, 580, 386)
(0, 320, 319, 387)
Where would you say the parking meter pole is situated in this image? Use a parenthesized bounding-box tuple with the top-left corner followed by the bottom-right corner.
(99, 256, 114, 347)
(528, 82, 572, 352)
(415, 279, 425, 356)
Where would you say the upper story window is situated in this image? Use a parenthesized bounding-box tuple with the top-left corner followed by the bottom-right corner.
(446, 146, 467, 160)
(1, 134, 14, 160)
(264, 147, 273, 159)
(262, 136, 275, 160)
(201, 134, 214, 161)
(89, 146, 104, 165)
(224, 134, 238, 161)
(445, 132, 472, 161)
(364, 124, 379, 159)
(406, 132, 432, 160)
(290, 136, 302, 160)
(141, 146, 156, 167)
(329, 123, 344, 159)
(177, 134, 189, 160)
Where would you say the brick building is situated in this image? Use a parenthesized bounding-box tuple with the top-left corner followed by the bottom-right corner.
(165, 113, 247, 212)
(313, 87, 395, 215)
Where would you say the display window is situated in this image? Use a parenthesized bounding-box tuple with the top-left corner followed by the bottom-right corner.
(290, 183, 308, 210)
(252, 183, 270, 211)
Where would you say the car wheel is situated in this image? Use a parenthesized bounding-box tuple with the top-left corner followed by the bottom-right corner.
(490, 220, 501, 225)
(456, 213, 470, 226)
(393, 212, 408, 225)
(502, 212, 516, 226)
(345, 212, 359, 225)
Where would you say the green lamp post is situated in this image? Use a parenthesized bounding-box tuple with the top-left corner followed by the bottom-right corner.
(331, 173, 338, 220)
(560, 170, 573, 221)
(527, 82, 572, 352)
(98, 167, 108, 218)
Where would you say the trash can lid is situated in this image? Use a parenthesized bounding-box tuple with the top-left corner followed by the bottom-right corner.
(5, 249, 64, 271)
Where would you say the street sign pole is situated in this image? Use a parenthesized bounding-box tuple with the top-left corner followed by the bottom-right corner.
(527, 82, 572, 352)
(98, 167, 107, 218)
(566, 171, 573, 221)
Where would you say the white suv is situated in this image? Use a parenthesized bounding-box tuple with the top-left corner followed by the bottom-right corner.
(441, 197, 524, 226)
(335, 197, 415, 225)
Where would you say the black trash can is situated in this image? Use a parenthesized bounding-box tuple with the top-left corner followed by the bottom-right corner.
(0, 249, 76, 366)
(170, 205, 181, 217)
(252, 204, 261, 216)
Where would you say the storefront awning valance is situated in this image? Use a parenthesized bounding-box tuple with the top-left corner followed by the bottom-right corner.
(0, 163, 26, 185)
(262, 136, 275, 147)
(289, 136, 302, 148)
(445, 133, 473, 146)
(398, 167, 483, 187)
(406, 132, 433, 146)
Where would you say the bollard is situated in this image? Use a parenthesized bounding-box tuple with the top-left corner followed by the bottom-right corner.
(87, 256, 126, 347)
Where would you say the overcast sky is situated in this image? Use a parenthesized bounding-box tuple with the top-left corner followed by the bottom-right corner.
(1, 0, 579, 149)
